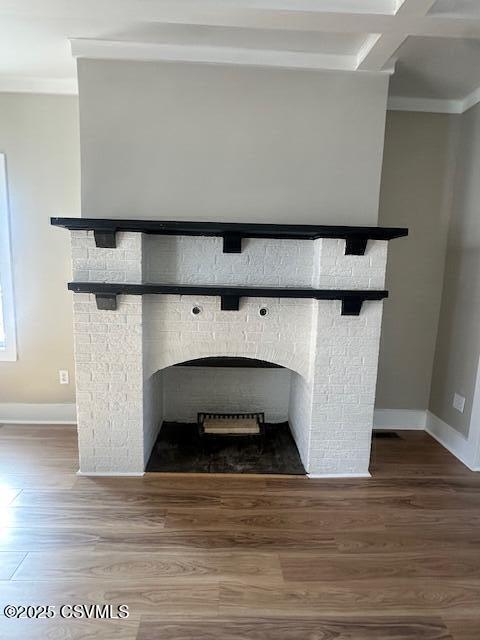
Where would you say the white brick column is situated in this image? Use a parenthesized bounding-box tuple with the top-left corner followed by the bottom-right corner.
(306, 300, 384, 476)
(71, 231, 145, 474)
(305, 238, 387, 476)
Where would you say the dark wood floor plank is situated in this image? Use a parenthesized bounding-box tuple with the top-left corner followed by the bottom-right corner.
(12, 550, 282, 582)
(219, 579, 480, 616)
(11, 489, 220, 509)
(335, 530, 480, 554)
(263, 476, 458, 496)
(443, 617, 480, 640)
(137, 615, 453, 639)
(280, 552, 480, 581)
(165, 507, 387, 532)
(220, 493, 480, 511)
(0, 579, 220, 615)
(0, 473, 77, 489)
(74, 473, 268, 494)
(94, 529, 336, 552)
(0, 617, 140, 640)
(3, 506, 167, 531)
(0, 528, 99, 552)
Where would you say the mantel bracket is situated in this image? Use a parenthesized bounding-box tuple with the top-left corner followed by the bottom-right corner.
(345, 237, 368, 256)
(222, 233, 242, 253)
(95, 294, 117, 311)
(221, 295, 240, 311)
(341, 297, 363, 316)
(94, 230, 117, 248)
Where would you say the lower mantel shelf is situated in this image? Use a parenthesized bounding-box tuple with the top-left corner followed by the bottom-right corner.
(68, 282, 388, 316)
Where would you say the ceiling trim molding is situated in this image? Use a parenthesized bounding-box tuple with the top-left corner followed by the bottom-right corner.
(387, 95, 464, 113)
(388, 85, 480, 114)
(70, 38, 394, 74)
(0, 76, 78, 95)
(187, 0, 397, 15)
(462, 86, 480, 114)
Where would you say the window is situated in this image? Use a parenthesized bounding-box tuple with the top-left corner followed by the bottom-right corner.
(0, 153, 17, 361)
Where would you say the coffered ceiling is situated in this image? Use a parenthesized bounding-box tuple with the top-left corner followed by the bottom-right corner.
(0, 0, 479, 112)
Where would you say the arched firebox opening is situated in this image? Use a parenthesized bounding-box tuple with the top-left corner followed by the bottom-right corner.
(174, 357, 284, 368)
(144, 356, 306, 475)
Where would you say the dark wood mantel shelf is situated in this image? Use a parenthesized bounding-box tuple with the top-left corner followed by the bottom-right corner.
(52, 217, 408, 255)
(67, 282, 388, 316)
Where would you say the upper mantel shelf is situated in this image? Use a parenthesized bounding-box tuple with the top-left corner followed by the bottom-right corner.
(51, 217, 408, 255)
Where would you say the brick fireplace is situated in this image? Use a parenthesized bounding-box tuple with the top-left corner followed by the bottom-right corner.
(53, 218, 407, 477)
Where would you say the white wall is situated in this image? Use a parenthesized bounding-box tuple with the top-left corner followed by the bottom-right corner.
(78, 59, 389, 225)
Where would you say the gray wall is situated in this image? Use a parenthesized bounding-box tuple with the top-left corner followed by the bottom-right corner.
(0, 93, 80, 404)
(430, 102, 480, 436)
(376, 111, 458, 410)
(78, 59, 389, 225)
(1, 79, 463, 420)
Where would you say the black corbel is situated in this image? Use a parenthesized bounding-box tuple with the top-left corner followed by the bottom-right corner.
(221, 295, 240, 311)
(345, 237, 368, 256)
(94, 230, 117, 248)
(341, 297, 363, 316)
(222, 233, 242, 253)
(95, 294, 117, 310)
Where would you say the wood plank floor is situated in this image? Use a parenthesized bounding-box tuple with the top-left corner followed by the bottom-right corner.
(0, 425, 478, 639)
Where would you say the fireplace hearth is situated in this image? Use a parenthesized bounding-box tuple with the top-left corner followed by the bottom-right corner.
(53, 217, 407, 477)
(146, 422, 305, 475)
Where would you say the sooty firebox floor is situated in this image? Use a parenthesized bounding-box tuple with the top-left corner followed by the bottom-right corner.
(146, 422, 306, 474)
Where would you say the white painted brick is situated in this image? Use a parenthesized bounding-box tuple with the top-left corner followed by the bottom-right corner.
(71, 230, 388, 476)
(164, 367, 291, 423)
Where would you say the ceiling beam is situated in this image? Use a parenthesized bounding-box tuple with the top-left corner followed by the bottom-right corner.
(357, 0, 437, 71)
(357, 33, 405, 71)
(71, 38, 366, 73)
(394, 0, 438, 16)
(2, 1, 479, 37)
(0, 0, 397, 20)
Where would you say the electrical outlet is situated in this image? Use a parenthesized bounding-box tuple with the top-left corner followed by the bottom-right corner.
(59, 369, 69, 385)
(453, 392, 465, 413)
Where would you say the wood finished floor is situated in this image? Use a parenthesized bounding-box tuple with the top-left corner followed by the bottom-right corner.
(0, 426, 478, 639)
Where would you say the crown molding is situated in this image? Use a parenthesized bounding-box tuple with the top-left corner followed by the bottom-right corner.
(70, 38, 394, 74)
(0, 76, 78, 95)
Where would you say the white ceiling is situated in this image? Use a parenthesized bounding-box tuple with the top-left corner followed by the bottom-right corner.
(429, 0, 480, 17)
(0, 0, 480, 112)
(390, 36, 480, 100)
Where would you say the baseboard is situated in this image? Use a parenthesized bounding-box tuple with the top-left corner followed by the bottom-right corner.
(0, 403, 77, 424)
(308, 472, 371, 479)
(76, 471, 145, 477)
(426, 411, 479, 471)
(373, 408, 427, 430)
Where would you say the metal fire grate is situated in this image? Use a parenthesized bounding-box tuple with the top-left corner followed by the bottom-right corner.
(372, 431, 401, 439)
(198, 412, 265, 437)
